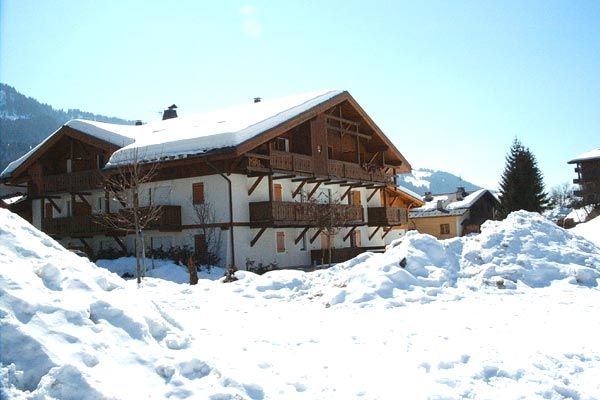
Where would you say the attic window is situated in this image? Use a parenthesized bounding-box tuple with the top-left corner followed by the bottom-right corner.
(274, 137, 289, 152)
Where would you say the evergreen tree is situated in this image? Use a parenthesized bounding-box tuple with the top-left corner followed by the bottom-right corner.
(498, 138, 548, 218)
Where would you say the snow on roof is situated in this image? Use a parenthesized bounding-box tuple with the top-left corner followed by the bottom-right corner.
(395, 185, 422, 202)
(0, 90, 344, 176)
(568, 148, 600, 164)
(104, 90, 343, 166)
(410, 195, 449, 212)
(446, 189, 488, 210)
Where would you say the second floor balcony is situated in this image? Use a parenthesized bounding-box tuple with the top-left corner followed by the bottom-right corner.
(249, 201, 364, 228)
(367, 207, 408, 226)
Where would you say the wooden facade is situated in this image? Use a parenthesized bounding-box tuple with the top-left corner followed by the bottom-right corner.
(569, 156, 600, 206)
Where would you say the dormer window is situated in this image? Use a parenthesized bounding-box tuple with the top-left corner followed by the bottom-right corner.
(274, 137, 289, 152)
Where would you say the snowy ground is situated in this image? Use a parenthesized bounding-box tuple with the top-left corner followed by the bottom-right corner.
(1, 209, 600, 399)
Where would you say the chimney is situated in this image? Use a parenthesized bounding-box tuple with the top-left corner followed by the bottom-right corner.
(456, 186, 466, 201)
(424, 192, 433, 202)
(436, 199, 445, 211)
(253, 97, 262, 103)
(135, 120, 143, 126)
(162, 104, 178, 120)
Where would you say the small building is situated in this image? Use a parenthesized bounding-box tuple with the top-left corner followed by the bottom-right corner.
(568, 148, 600, 207)
(0, 90, 418, 268)
(408, 187, 500, 239)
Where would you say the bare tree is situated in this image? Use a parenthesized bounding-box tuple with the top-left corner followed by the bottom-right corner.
(98, 149, 163, 284)
(549, 182, 574, 208)
(192, 201, 222, 266)
(307, 190, 354, 268)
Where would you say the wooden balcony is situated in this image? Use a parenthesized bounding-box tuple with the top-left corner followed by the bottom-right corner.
(41, 205, 182, 237)
(38, 170, 103, 195)
(247, 151, 313, 174)
(249, 201, 364, 227)
(328, 160, 390, 183)
(367, 207, 408, 226)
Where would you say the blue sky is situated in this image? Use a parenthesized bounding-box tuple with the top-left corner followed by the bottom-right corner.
(1, 0, 599, 190)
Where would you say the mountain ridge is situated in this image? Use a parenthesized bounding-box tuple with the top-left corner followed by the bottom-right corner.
(397, 168, 483, 196)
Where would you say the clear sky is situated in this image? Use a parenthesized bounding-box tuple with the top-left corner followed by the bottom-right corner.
(1, 0, 598, 190)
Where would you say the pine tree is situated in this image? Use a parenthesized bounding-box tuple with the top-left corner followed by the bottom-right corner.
(498, 138, 548, 218)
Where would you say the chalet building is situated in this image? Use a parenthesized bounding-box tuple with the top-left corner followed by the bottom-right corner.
(408, 187, 500, 239)
(568, 148, 600, 207)
(0, 90, 419, 269)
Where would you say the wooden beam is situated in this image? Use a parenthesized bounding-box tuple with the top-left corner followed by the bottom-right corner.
(367, 188, 380, 202)
(340, 186, 353, 202)
(307, 181, 322, 200)
(248, 175, 264, 196)
(111, 236, 127, 254)
(326, 124, 371, 140)
(324, 180, 347, 185)
(245, 152, 270, 160)
(382, 227, 392, 239)
(273, 174, 296, 180)
(291, 176, 317, 182)
(79, 238, 93, 255)
(368, 152, 380, 164)
(343, 226, 356, 241)
(77, 193, 90, 206)
(45, 197, 61, 213)
(250, 227, 267, 247)
(268, 175, 273, 202)
(310, 228, 323, 244)
(369, 226, 381, 240)
(325, 113, 360, 127)
(294, 227, 310, 245)
(292, 180, 307, 198)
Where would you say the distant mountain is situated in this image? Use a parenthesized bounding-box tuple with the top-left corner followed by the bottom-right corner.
(0, 83, 133, 172)
(396, 168, 482, 196)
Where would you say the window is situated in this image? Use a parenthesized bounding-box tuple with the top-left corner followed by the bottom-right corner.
(274, 137, 289, 152)
(273, 183, 282, 202)
(440, 223, 450, 235)
(66, 200, 72, 217)
(192, 182, 204, 204)
(350, 229, 361, 248)
(97, 197, 104, 213)
(66, 159, 72, 173)
(276, 231, 285, 253)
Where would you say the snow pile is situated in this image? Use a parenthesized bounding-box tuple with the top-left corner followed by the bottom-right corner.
(571, 215, 600, 247)
(0, 209, 265, 399)
(96, 257, 225, 284)
(231, 211, 600, 307)
(2, 208, 600, 399)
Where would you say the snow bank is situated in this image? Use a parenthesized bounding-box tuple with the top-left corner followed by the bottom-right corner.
(571, 215, 600, 247)
(230, 211, 600, 307)
(0, 209, 263, 399)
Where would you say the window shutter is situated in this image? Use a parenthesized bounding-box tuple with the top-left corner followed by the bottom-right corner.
(195, 234, 207, 254)
(274, 184, 282, 202)
(276, 231, 285, 252)
(193, 183, 204, 204)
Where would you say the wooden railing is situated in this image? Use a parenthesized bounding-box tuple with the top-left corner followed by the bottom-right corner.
(41, 205, 181, 237)
(328, 160, 390, 183)
(367, 207, 408, 226)
(39, 170, 103, 194)
(269, 150, 313, 173)
(249, 201, 364, 227)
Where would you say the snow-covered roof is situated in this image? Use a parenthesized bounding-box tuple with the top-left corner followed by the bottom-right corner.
(395, 185, 422, 202)
(409, 189, 495, 219)
(568, 148, 600, 164)
(1, 90, 344, 177)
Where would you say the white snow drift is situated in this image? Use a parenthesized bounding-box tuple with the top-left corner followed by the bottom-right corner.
(1, 208, 600, 399)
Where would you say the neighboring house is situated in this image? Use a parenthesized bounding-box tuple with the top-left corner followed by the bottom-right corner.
(568, 148, 600, 207)
(409, 187, 500, 239)
(0, 90, 417, 269)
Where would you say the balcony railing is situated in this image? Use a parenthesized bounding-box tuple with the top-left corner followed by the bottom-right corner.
(367, 207, 408, 226)
(39, 170, 103, 194)
(41, 205, 182, 237)
(247, 151, 313, 174)
(328, 160, 390, 183)
(249, 201, 364, 227)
